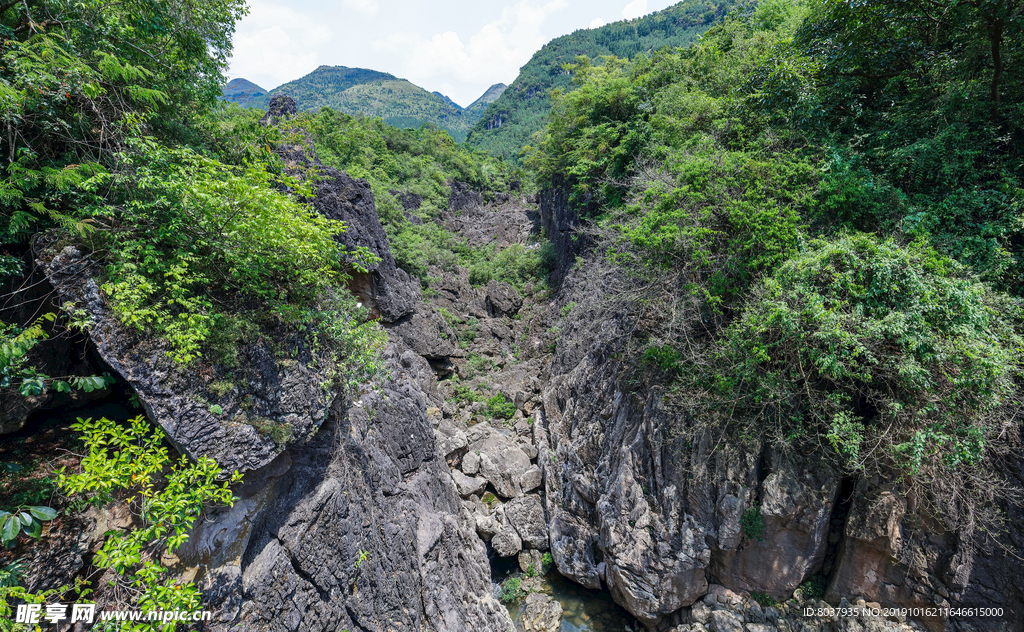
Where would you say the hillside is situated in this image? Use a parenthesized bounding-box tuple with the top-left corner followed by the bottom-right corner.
(220, 77, 268, 107)
(223, 66, 502, 142)
(465, 0, 751, 162)
(464, 82, 507, 121)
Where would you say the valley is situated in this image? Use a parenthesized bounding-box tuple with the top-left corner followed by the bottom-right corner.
(2, 1, 1023, 631)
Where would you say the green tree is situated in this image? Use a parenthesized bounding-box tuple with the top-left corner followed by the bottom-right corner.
(58, 416, 242, 627)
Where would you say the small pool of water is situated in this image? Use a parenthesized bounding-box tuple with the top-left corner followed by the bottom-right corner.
(492, 555, 641, 632)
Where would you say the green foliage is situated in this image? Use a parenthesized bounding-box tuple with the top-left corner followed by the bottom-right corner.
(541, 552, 554, 572)
(464, 353, 493, 379)
(798, 575, 828, 599)
(467, 0, 753, 163)
(448, 380, 481, 406)
(0, 504, 56, 548)
(58, 415, 242, 626)
(467, 243, 556, 290)
(527, 2, 1023, 539)
(101, 140, 369, 363)
(718, 235, 1022, 482)
(741, 505, 765, 541)
(354, 549, 370, 570)
(750, 590, 777, 608)
(1, 313, 116, 396)
(498, 575, 528, 604)
(642, 345, 682, 375)
(0, 560, 26, 589)
(485, 393, 516, 420)
(291, 108, 550, 288)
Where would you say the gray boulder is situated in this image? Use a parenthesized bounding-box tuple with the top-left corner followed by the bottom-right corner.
(485, 280, 523, 318)
(519, 592, 562, 632)
(452, 470, 488, 498)
(469, 431, 533, 498)
(492, 526, 523, 557)
(505, 495, 549, 550)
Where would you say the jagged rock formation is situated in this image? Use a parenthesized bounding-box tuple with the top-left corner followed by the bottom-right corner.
(24, 97, 514, 631)
(195, 344, 511, 631)
(532, 187, 1024, 632)
(266, 94, 420, 323)
(35, 238, 333, 475)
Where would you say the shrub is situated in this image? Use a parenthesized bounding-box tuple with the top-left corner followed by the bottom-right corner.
(750, 591, 776, 608)
(464, 353, 492, 379)
(714, 234, 1023, 533)
(448, 380, 480, 405)
(498, 575, 528, 603)
(799, 575, 828, 600)
(642, 344, 682, 374)
(485, 393, 516, 420)
(58, 416, 242, 623)
(741, 505, 765, 542)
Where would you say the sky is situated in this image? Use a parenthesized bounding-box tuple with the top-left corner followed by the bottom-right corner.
(228, 0, 680, 108)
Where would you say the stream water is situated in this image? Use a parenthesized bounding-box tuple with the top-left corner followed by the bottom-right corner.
(491, 555, 641, 632)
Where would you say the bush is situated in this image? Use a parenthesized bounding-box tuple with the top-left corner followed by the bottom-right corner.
(498, 575, 528, 604)
(58, 416, 242, 623)
(799, 575, 828, 600)
(485, 393, 516, 420)
(468, 243, 555, 290)
(741, 505, 765, 542)
(642, 344, 682, 374)
(715, 234, 1023, 534)
(750, 590, 776, 608)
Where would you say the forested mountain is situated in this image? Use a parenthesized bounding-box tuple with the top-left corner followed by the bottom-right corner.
(221, 66, 501, 142)
(464, 82, 507, 120)
(221, 77, 268, 107)
(464, 0, 752, 162)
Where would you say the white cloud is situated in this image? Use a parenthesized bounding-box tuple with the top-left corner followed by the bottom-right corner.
(589, 17, 606, 28)
(373, 0, 569, 105)
(229, 0, 332, 89)
(339, 0, 378, 18)
(621, 0, 647, 20)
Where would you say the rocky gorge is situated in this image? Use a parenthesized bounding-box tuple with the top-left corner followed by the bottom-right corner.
(1, 96, 1021, 632)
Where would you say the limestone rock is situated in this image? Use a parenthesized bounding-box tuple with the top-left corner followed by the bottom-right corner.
(203, 343, 512, 631)
(518, 549, 545, 574)
(709, 610, 744, 632)
(520, 591, 563, 632)
(434, 418, 468, 460)
(476, 515, 502, 541)
(492, 526, 523, 557)
(452, 470, 488, 498)
(505, 494, 549, 550)
(462, 450, 481, 475)
(485, 280, 523, 317)
(469, 430, 532, 498)
(36, 242, 331, 474)
(520, 464, 543, 492)
(389, 303, 461, 359)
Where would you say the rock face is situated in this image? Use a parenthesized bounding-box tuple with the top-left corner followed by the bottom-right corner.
(35, 240, 332, 475)
(266, 94, 419, 323)
(198, 343, 512, 632)
(535, 192, 1024, 631)
(519, 592, 563, 632)
(309, 168, 419, 322)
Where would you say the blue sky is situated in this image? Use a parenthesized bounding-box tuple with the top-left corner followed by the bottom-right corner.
(228, 0, 679, 107)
